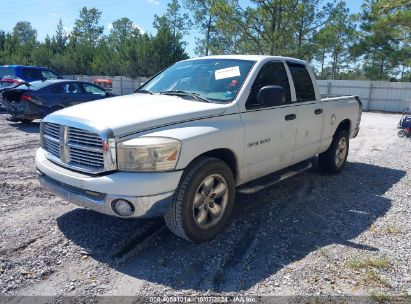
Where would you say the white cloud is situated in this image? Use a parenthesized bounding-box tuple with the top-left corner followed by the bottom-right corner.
(107, 22, 145, 34)
(148, 0, 160, 4)
(133, 24, 145, 34)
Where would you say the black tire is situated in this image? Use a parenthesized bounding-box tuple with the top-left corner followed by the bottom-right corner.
(318, 130, 349, 174)
(398, 130, 406, 138)
(164, 157, 236, 242)
(19, 119, 33, 123)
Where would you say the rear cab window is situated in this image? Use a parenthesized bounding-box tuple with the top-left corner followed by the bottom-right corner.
(287, 63, 316, 102)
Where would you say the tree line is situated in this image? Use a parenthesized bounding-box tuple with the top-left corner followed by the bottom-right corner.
(0, 0, 409, 81)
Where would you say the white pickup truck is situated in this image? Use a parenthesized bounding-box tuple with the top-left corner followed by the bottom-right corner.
(36, 55, 362, 242)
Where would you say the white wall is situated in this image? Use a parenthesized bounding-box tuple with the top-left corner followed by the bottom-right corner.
(318, 80, 411, 113)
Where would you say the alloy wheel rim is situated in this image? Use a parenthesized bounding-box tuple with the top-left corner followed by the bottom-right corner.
(192, 173, 229, 230)
(335, 137, 348, 167)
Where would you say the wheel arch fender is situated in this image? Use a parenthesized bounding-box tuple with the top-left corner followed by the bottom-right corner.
(334, 119, 351, 137)
(183, 148, 239, 183)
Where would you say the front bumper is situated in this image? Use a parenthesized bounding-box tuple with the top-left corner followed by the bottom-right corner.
(36, 148, 183, 218)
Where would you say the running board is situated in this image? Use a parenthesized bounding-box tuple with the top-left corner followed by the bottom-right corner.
(237, 160, 312, 195)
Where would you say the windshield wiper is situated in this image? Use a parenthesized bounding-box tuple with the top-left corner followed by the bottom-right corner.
(159, 90, 210, 103)
(135, 89, 154, 95)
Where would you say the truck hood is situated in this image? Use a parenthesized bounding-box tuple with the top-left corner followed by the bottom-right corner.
(44, 93, 228, 137)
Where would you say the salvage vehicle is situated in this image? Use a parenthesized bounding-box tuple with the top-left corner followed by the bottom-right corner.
(0, 65, 62, 82)
(36, 55, 362, 242)
(2, 79, 115, 122)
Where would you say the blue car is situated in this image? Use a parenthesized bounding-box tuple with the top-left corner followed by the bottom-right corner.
(2, 80, 116, 122)
(0, 65, 62, 83)
(0, 65, 62, 112)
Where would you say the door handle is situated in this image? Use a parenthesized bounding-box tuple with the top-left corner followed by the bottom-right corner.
(315, 108, 323, 115)
(285, 114, 296, 121)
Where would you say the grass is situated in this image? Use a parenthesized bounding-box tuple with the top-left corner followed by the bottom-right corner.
(347, 256, 392, 288)
(366, 269, 391, 287)
(317, 246, 331, 259)
(370, 224, 401, 235)
(370, 291, 390, 303)
(384, 225, 401, 235)
(347, 256, 391, 271)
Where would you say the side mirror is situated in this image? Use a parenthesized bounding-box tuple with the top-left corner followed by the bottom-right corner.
(256, 85, 285, 107)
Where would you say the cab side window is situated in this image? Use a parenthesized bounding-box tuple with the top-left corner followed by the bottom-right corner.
(246, 61, 291, 108)
(287, 63, 316, 102)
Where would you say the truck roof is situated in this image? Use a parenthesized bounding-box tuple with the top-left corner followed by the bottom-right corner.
(186, 55, 307, 65)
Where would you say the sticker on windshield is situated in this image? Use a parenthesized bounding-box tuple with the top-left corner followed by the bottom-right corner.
(215, 66, 241, 80)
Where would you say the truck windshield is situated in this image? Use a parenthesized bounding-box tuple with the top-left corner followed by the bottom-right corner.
(139, 59, 255, 103)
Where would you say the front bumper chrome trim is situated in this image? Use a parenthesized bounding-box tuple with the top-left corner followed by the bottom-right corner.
(38, 170, 174, 218)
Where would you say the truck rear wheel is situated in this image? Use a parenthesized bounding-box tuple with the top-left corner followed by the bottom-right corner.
(318, 130, 349, 174)
(164, 157, 235, 242)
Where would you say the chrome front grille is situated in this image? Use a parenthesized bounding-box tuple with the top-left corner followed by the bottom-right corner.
(42, 122, 110, 173)
(69, 146, 104, 168)
(43, 122, 60, 138)
(68, 127, 103, 149)
(43, 136, 60, 158)
(43, 123, 60, 158)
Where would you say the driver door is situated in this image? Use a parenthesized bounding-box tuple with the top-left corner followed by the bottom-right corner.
(240, 61, 297, 182)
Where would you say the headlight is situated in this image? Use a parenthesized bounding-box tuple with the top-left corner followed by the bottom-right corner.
(117, 137, 181, 172)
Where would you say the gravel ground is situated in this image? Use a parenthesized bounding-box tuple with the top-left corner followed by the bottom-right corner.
(0, 112, 410, 301)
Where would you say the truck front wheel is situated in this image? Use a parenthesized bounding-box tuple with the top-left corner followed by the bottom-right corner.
(164, 157, 235, 242)
(318, 130, 349, 174)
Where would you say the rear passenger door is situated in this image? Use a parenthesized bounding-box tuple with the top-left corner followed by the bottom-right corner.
(241, 61, 297, 181)
(287, 62, 323, 163)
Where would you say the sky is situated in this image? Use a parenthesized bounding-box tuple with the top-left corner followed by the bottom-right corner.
(0, 0, 364, 57)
